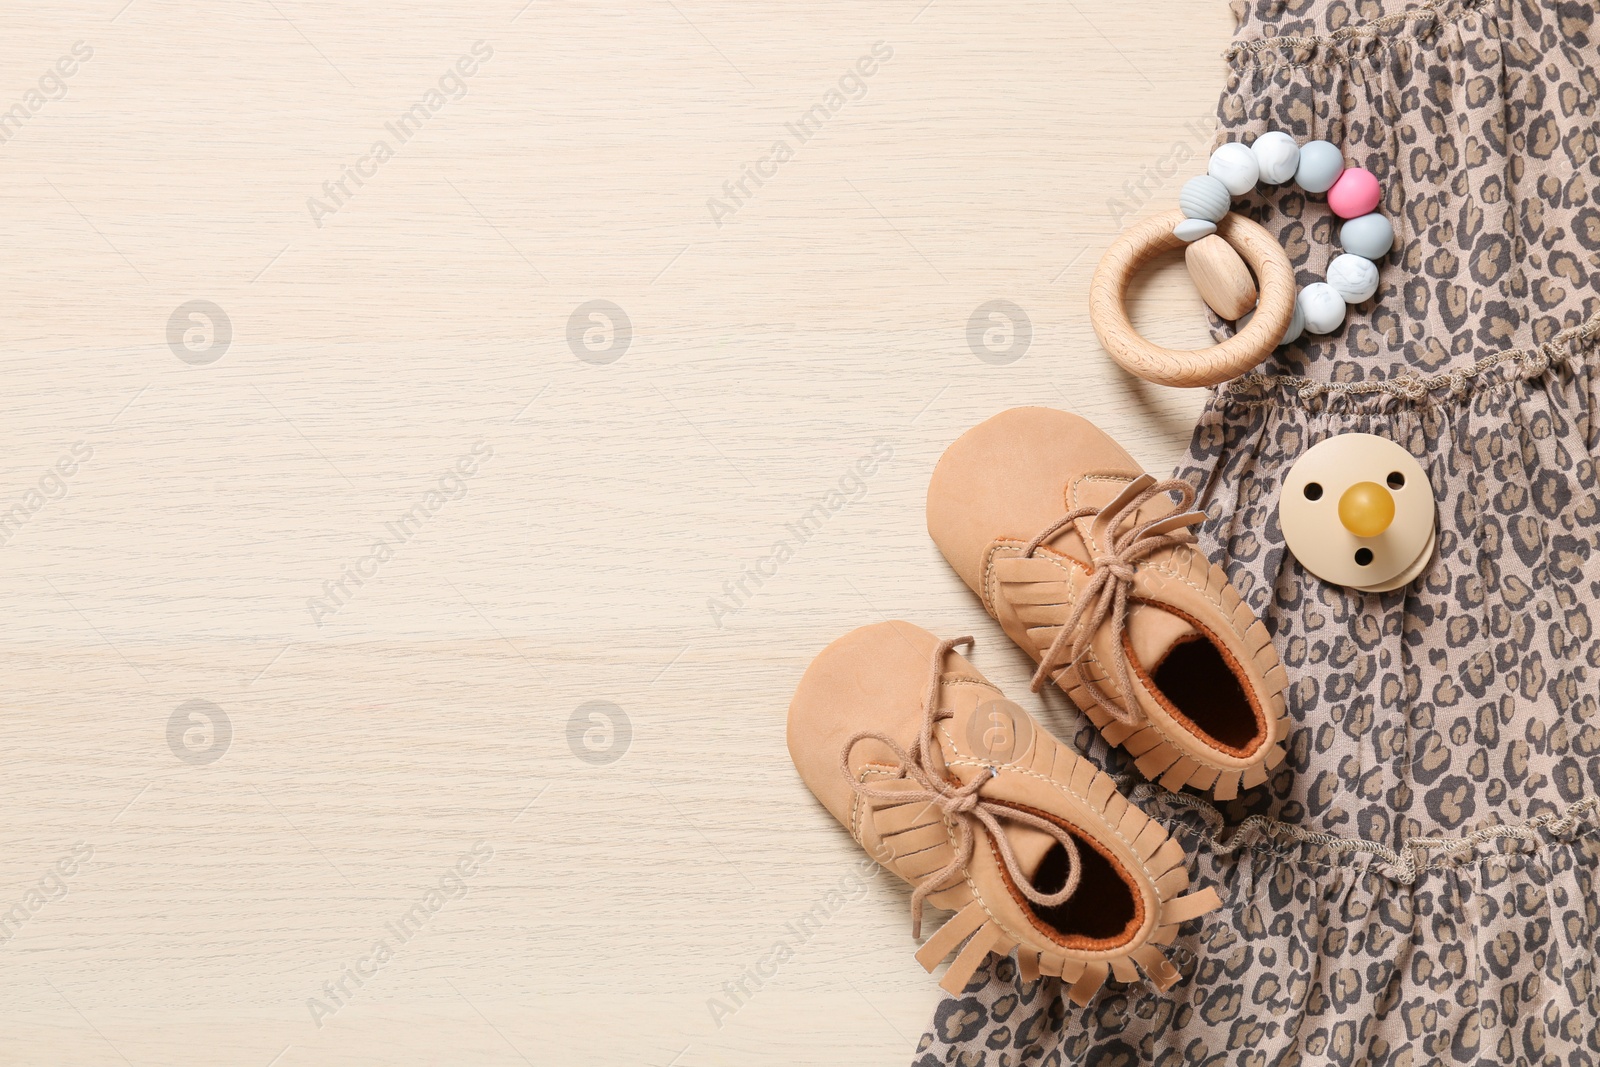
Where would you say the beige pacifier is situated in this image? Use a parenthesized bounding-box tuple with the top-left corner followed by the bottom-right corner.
(1278, 433, 1435, 593)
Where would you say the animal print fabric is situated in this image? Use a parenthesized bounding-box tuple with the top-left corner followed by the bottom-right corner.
(916, 1, 1600, 1062)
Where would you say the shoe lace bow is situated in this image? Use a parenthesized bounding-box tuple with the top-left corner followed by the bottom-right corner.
(1022, 475, 1206, 725)
(839, 637, 1084, 937)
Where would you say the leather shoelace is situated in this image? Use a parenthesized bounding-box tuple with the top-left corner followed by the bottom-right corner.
(839, 636, 1083, 937)
(1022, 474, 1206, 725)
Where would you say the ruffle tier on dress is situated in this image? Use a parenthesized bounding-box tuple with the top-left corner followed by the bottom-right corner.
(917, 792, 1600, 1064)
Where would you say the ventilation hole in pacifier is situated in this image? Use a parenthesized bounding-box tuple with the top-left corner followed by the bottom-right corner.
(1354, 548, 1374, 566)
(1386, 471, 1405, 489)
(1303, 482, 1323, 501)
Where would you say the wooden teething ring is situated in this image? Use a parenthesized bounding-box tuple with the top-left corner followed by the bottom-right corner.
(1090, 208, 1297, 389)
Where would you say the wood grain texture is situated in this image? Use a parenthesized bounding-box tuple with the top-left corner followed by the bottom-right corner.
(1185, 234, 1257, 320)
(1091, 209, 1296, 387)
(0, 2, 1232, 1064)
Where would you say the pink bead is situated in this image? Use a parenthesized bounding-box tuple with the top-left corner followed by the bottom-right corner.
(1327, 167, 1380, 219)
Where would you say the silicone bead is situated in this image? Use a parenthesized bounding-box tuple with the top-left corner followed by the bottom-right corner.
(1207, 142, 1259, 196)
(1282, 298, 1306, 345)
(1299, 282, 1346, 334)
(1173, 218, 1217, 242)
(1251, 131, 1301, 185)
(1327, 167, 1381, 218)
(1294, 140, 1344, 194)
(1238, 297, 1306, 346)
(1339, 213, 1394, 259)
(1178, 175, 1231, 223)
(1327, 253, 1380, 303)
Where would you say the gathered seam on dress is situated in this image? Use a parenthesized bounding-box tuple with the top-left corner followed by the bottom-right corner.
(1226, 0, 1492, 59)
(1212, 313, 1600, 412)
(1141, 788, 1600, 884)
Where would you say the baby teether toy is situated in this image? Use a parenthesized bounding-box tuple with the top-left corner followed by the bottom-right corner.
(1092, 132, 1395, 389)
(1090, 210, 1297, 388)
(1278, 433, 1435, 593)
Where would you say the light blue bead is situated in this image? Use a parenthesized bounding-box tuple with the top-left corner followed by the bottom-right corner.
(1339, 212, 1395, 259)
(1281, 299, 1306, 345)
(1178, 175, 1231, 223)
(1238, 297, 1305, 346)
(1173, 218, 1217, 242)
(1294, 140, 1344, 194)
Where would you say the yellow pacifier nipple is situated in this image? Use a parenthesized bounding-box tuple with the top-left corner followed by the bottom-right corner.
(1338, 481, 1395, 538)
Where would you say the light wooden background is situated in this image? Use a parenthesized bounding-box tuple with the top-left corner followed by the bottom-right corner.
(1, 2, 1234, 1064)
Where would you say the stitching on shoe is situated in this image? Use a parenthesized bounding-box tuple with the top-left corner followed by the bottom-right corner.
(851, 764, 905, 845)
(983, 540, 1084, 634)
(1140, 554, 1252, 642)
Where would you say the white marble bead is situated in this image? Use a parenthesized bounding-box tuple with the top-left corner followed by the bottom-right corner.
(1207, 142, 1259, 196)
(1178, 175, 1231, 223)
(1327, 253, 1380, 303)
(1173, 218, 1217, 242)
(1298, 282, 1346, 334)
(1339, 213, 1395, 259)
(1251, 131, 1301, 185)
(1294, 140, 1344, 194)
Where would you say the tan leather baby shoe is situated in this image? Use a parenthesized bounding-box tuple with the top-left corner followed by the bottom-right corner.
(787, 621, 1221, 1004)
(927, 407, 1288, 800)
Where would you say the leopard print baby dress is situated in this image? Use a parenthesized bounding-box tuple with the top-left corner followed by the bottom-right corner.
(916, 1, 1600, 1063)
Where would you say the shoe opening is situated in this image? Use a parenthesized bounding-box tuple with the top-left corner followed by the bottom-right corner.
(986, 800, 1147, 950)
(1027, 836, 1140, 945)
(1145, 631, 1265, 755)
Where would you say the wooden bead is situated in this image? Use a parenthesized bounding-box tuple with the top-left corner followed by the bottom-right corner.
(1185, 234, 1257, 320)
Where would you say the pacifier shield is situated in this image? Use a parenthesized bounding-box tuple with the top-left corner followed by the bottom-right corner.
(1278, 433, 1435, 592)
